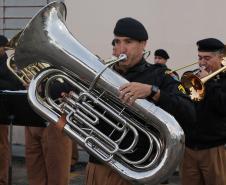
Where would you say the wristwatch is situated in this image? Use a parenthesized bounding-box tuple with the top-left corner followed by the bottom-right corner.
(150, 85, 159, 98)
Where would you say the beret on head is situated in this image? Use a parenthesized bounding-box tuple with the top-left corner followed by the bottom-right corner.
(114, 17, 148, 41)
(0, 35, 8, 47)
(197, 38, 225, 52)
(154, 49, 169, 60)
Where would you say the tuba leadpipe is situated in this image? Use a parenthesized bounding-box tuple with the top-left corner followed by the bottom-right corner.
(14, 2, 185, 185)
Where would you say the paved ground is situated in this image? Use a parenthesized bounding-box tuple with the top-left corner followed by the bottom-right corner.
(11, 144, 87, 185)
(11, 159, 181, 185)
(11, 158, 86, 185)
(11, 145, 181, 185)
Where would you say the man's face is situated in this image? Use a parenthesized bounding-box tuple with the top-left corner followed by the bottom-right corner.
(114, 36, 146, 71)
(154, 56, 167, 65)
(198, 51, 223, 73)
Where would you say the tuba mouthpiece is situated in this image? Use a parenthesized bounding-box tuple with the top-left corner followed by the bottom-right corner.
(118, 54, 127, 61)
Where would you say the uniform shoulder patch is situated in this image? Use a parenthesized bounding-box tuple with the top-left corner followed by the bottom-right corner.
(178, 84, 186, 94)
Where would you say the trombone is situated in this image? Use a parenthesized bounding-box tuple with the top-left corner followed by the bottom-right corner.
(179, 58, 226, 101)
(166, 61, 199, 75)
(169, 54, 226, 102)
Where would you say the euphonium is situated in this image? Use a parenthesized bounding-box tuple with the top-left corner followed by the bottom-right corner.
(7, 55, 49, 85)
(14, 2, 184, 185)
(5, 32, 49, 86)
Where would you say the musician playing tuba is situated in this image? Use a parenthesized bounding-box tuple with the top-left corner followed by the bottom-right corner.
(181, 38, 226, 185)
(56, 17, 196, 185)
(12, 2, 194, 184)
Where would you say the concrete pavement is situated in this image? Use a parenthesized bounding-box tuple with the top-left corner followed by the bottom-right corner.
(11, 144, 181, 185)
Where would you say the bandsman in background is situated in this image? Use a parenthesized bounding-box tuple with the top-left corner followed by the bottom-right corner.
(181, 38, 226, 185)
(25, 80, 73, 185)
(0, 34, 24, 185)
(154, 49, 180, 81)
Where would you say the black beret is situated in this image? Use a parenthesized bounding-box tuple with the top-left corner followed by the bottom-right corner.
(154, 49, 169, 60)
(114, 17, 148, 41)
(197, 38, 225, 52)
(0, 35, 8, 47)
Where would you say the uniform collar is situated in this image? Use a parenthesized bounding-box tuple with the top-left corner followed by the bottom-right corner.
(154, 63, 167, 68)
(124, 57, 148, 74)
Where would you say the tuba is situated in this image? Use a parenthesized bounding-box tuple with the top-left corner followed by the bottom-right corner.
(14, 2, 184, 185)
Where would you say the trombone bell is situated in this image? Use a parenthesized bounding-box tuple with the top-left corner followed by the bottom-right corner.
(181, 72, 205, 101)
(181, 58, 226, 101)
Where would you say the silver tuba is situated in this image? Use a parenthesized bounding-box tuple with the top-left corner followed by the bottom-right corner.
(14, 2, 184, 185)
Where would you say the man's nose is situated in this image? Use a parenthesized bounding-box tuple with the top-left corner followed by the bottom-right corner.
(198, 61, 207, 70)
(117, 43, 126, 53)
(199, 59, 205, 65)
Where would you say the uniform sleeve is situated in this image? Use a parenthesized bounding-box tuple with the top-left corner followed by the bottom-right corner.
(0, 59, 24, 90)
(204, 79, 226, 115)
(49, 79, 73, 100)
(155, 75, 196, 129)
(0, 74, 24, 91)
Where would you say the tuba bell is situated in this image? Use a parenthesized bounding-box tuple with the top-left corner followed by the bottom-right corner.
(14, 2, 184, 185)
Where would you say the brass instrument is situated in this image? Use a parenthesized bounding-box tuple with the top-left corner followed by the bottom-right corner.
(143, 50, 151, 59)
(181, 58, 226, 101)
(13, 2, 185, 185)
(104, 50, 150, 64)
(165, 61, 199, 75)
(4, 31, 23, 50)
(5, 32, 49, 85)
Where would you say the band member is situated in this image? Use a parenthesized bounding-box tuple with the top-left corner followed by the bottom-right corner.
(70, 141, 79, 172)
(154, 49, 179, 185)
(0, 35, 9, 185)
(25, 80, 73, 185)
(0, 34, 24, 185)
(154, 49, 170, 65)
(154, 49, 180, 81)
(181, 38, 226, 185)
(82, 17, 196, 185)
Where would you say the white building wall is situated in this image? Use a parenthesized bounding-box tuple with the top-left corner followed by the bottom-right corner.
(65, 0, 226, 74)
(0, 0, 61, 38)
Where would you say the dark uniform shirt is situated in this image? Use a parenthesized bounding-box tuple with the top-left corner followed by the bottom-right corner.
(89, 58, 196, 163)
(0, 53, 46, 126)
(0, 53, 25, 124)
(185, 72, 226, 149)
(0, 53, 23, 90)
(120, 58, 195, 125)
(153, 63, 180, 81)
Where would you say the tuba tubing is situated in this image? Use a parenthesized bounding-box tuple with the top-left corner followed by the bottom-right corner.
(28, 67, 184, 185)
(15, 2, 185, 185)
